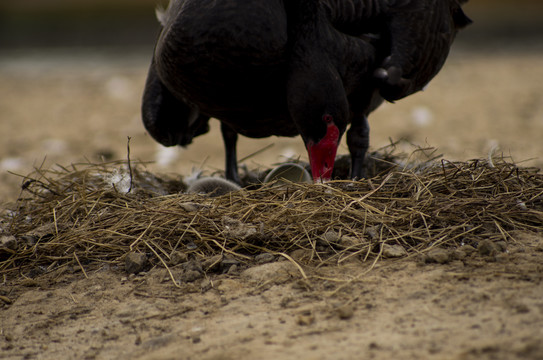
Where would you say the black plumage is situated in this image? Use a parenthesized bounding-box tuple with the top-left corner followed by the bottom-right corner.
(142, 0, 471, 183)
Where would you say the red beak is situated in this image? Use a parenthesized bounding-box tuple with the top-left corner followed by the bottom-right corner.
(306, 123, 340, 182)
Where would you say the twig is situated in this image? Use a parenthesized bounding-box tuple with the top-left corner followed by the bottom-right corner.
(126, 136, 134, 193)
(73, 252, 88, 279)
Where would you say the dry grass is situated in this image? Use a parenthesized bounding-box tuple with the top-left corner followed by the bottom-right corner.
(1, 148, 542, 282)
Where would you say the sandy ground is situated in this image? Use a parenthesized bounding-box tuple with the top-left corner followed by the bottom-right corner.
(1, 46, 543, 359)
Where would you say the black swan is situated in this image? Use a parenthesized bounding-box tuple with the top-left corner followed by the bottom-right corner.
(142, 0, 471, 182)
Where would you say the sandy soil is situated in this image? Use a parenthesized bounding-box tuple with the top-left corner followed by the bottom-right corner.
(1, 47, 543, 359)
(2, 233, 543, 360)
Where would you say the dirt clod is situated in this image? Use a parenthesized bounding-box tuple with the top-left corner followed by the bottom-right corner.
(451, 249, 467, 260)
(183, 269, 203, 282)
(334, 304, 355, 320)
(0, 235, 17, 251)
(478, 240, 501, 256)
(296, 310, 315, 326)
(382, 244, 408, 258)
(179, 202, 204, 212)
(169, 251, 188, 265)
(425, 248, 451, 264)
(220, 258, 240, 273)
(124, 252, 148, 274)
(320, 230, 341, 245)
(255, 253, 275, 264)
(340, 235, 362, 248)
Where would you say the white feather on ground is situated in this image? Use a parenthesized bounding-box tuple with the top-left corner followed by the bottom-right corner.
(186, 177, 241, 197)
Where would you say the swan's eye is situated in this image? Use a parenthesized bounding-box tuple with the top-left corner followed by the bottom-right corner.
(323, 114, 333, 124)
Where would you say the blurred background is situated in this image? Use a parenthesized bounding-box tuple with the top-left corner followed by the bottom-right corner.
(1, 0, 542, 201)
(2, 0, 542, 50)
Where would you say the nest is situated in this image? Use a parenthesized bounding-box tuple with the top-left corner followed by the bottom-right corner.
(1, 147, 542, 282)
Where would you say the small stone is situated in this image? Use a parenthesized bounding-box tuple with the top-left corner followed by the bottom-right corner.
(279, 296, 294, 308)
(320, 230, 341, 245)
(425, 248, 450, 264)
(217, 278, 243, 292)
(382, 244, 407, 258)
(289, 249, 312, 262)
(221, 216, 257, 239)
(227, 264, 238, 274)
(478, 240, 499, 256)
(0, 235, 17, 250)
(186, 242, 198, 250)
(513, 304, 530, 314)
(20, 235, 37, 246)
(24, 223, 56, 240)
(179, 202, 203, 212)
(335, 304, 355, 320)
(340, 235, 362, 248)
(296, 310, 315, 326)
(182, 259, 203, 272)
(190, 327, 204, 344)
(451, 249, 467, 260)
(183, 270, 203, 282)
(169, 251, 188, 265)
(241, 262, 297, 283)
(255, 253, 275, 264)
(200, 278, 213, 292)
(461, 244, 476, 254)
(495, 241, 507, 252)
(192, 334, 201, 343)
(365, 226, 379, 239)
(220, 258, 240, 273)
(450, 260, 465, 267)
(124, 252, 148, 274)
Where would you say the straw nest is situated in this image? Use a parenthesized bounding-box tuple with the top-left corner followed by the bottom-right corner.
(1, 147, 542, 282)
